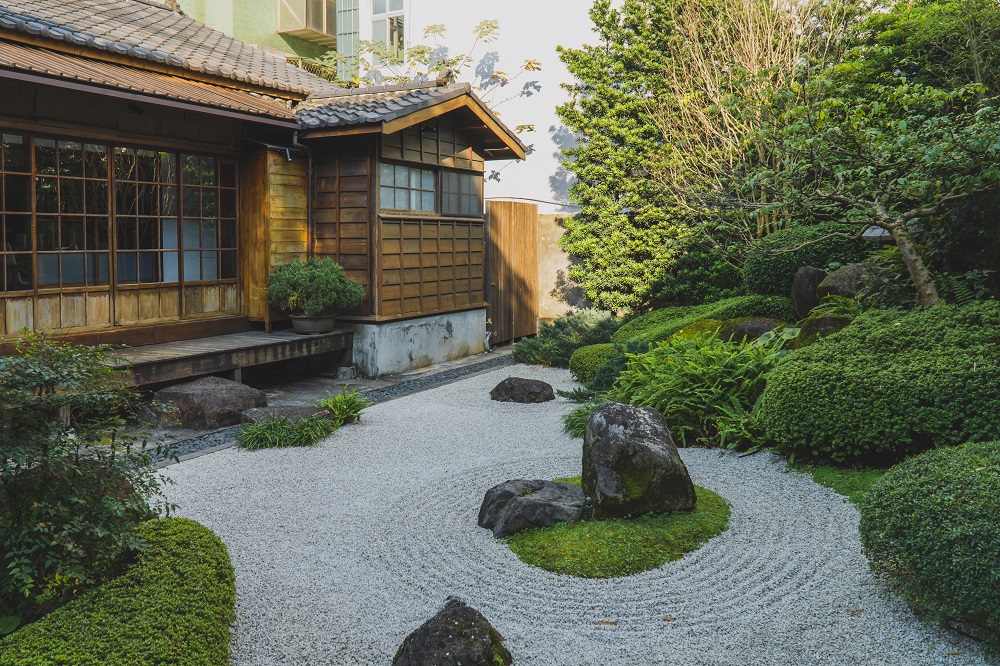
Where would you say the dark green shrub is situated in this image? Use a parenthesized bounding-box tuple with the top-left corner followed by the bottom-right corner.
(859, 442, 1000, 649)
(612, 295, 794, 344)
(513, 309, 620, 368)
(588, 340, 650, 393)
(0, 334, 171, 623)
(761, 302, 1000, 465)
(236, 415, 337, 450)
(265, 257, 365, 316)
(0, 518, 236, 665)
(568, 343, 617, 384)
(652, 245, 743, 306)
(316, 387, 372, 427)
(611, 335, 785, 448)
(742, 223, 869, 296)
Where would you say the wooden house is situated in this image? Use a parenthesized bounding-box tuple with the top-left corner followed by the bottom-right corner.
(0, 0, 525, 379)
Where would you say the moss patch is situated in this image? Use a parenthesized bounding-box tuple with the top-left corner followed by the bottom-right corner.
(791, 463, 886, 504)
(504, 481, 730, 578)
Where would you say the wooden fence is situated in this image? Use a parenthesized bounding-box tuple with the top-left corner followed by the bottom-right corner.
(486, 201, 538, 344)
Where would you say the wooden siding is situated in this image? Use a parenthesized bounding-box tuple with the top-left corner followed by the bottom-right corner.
(267, 150, 309, 267)
(380, 114, 485, 171)
(378, 216, 485, 318)
(487, 201, 539, 344)
(239, 150, 269, 322)
(312, 139, 374, 315)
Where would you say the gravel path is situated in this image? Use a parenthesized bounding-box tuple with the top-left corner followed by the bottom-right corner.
(164, 366, 991, 666)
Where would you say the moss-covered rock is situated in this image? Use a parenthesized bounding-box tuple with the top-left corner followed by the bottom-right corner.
(670, 319, 722, 340)
(794, 315, 851, 349)
(718, 317, 786, 343)
(613, 295, 794, 344)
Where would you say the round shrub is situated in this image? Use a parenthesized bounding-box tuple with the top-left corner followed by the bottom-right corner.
(742, 223, 869, 296)
(569, 343, 617, 385)
(265, 257, 365, 317)
(859, 441, 1000, 648)
(761, 302, 1000, 465)
(612, 295, 794, 344)
(588, 341, 651, 392)
(513, 309, 619, 368)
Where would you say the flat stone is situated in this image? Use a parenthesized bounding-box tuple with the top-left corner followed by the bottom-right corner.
(583, 402, 696, 519)
(241, 406, 330, 423)
(489, 377, 555, 403)
(478, 479, 585, 538)
(155, 376, 266, 429)
(393, 597, 512, 666)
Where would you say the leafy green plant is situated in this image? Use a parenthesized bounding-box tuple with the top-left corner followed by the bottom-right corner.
(0, 334, 172, 624)
(742, 223, 870, 296)
(587, 340, 650, 393)
(612, 295, 794, 344)
(236, 415, 337, 451)
(504, 481, 730, 578)
(0, 518, 236, 665)
(555, 387, 596, 403)
(568, 343, 617, 385)
(513, 309, 620, 368)
(265, 258, 365, 317)
(761, 302, 1000, 465)
(652, 244, 743, 306)
(316, 388, 372, 427)
(859, 441, 1000, 649)
(611, 334, 784, 448)
(562, 399, 608, 438)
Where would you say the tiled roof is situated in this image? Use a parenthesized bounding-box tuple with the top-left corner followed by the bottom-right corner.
(0, 0, 339, 96)
(296, 82, 472, 129)
(0, 40, 298, 121)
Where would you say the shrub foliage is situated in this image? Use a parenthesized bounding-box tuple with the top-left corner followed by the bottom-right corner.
(859, 442, 1000, 649)
(236, 415, 337, 450)
(513, 309, 620, 368)
(612, 295, 793, 344)
(0, 518, 236, 665)
(761, 302, 1000, 465)
(742, 223, 869, 296)
(316, 388, 372, 427)
(568, 343, 617, 385)
(265, 258, 365, 317)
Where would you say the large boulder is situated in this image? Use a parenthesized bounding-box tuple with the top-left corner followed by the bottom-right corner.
(791, 266, 828, 318)
(793, 315, 852, 349)
(490, 377, 555, 403)
(393, 598, 512, 666)
(718, 317, 786, 343)
(583, 403, 696, 519)
(817, 264, 866, 300)
(478, 480, 585, 538)
(155, 376, 266, 429)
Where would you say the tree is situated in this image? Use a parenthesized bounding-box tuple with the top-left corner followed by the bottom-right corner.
(556, 0, 689, 310)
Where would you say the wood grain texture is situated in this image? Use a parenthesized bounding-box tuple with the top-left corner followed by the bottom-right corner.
(487, 201, 539, 344)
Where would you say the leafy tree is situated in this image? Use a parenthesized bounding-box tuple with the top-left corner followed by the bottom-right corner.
(556, 0, 690, 310)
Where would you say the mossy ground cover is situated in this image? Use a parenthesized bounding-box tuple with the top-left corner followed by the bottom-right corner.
(504, 479, 730, 578)
(790, 463, 886, 504)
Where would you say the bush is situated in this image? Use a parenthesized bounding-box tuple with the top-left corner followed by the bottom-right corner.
(0, 518, 236, 665)
(652, 245, 743, 306)
(513, 309, 620, 368)
(236, 415, 337, 450)
(611, 335, 785, 448)
(859, 442, 1000, 649)
(588, 340, 651, 393)
(611, 295, 794, 344)
(742, 223, 870, 296)
(568, 343, 617, 384)
(316, 387, 372, 427)
(265, 257, 365, 317)
(761, 302, 1000, 465)
(0, 334, 171, 623)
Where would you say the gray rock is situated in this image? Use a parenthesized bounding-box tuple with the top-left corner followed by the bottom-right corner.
(241, 406, 330, 424)
(791, 266, 828, 318)
(489, 377, 555, 403)
(793, 315, 852, 349)
(583, 403, 696, 519)
(478, 479, 585, 538)
(718, 317, 787, 343)
(155, 376, 266, 429)
(817, 264, 866, 300)
(393, 597, 512, 666)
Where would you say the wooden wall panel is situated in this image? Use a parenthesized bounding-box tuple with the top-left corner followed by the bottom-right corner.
(267, 151, 309, 267)
(239, 150, 270, 323)
(487, 201, 539, 344)
(381, 114, 485, 170)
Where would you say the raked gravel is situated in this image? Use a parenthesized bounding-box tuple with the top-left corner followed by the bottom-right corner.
(164, 365, 992, 666)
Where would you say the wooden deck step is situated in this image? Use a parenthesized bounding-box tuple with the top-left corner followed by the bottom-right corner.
(113, 329, 353, 387)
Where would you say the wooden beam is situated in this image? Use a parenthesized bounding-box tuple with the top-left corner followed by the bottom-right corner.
(380, 96, 471, 135)
(299, 125, 383, 139)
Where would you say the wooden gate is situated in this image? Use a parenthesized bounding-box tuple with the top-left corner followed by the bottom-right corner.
(486, 201, 539, 344)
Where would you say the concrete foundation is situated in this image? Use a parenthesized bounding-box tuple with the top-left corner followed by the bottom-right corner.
(347, 308, 487, 378)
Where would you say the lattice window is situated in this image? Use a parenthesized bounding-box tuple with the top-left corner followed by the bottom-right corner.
(441, 170, 484, 218)
(379, 163, 435, 212)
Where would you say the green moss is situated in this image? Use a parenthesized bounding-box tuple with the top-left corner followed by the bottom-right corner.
(613, 295, 794, 344)
(504, 486, 730, 578)
(0, 518, 235, 666)
(568, 343, 618, 384)
(791, 463, 886, 504)
(670, 319, 722, 340)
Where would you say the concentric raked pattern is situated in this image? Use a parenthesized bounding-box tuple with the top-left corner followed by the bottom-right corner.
(164, 366, 989, 666)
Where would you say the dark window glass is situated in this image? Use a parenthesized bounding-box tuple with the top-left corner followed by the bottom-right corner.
(37, 254, 59, 286)
(4, 254, 32, 290)
(201, 189, 217, 218)
(58, 142, 84, 177)
(116, 220, 138, 250)
(61, 218, 85, 250)
(4, 175, 30, 212)
(61, 252, 86, 285)
(116, 182, 138, 216)
(5, 215, 31, 252)
(182, 187, 200, 218)
(136, 150, 157, 182)
(159, 152, 176, 184)
(60, 179, 84, 214)
(3, 134, 28, 172)
(117, 252, 137, 283)
(200, 156, 216, 186)
(36, 177, 58, 213)
(114, 147, 136, 181)
(182, 154, 201, 185)
(86, 180, 108, 215)
(37, 217, 58, 251)
(84, 144, 108, 179)
(138, 218, 158, 250)
(221, 249, 237, 279)
(87, 217, 109, 251)
(137, 182, 158, 216)
(35, 139, 57, 176)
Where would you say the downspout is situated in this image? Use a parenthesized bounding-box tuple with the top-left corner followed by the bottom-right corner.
(292, 131, 314, 259)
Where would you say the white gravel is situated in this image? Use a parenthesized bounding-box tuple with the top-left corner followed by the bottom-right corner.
(164, 365, 992, 666)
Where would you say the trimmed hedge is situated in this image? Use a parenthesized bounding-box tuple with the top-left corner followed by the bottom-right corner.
(513, 309, 620, 368)
(612, 295, 794, 344)
(742, 223, 869, 296)
(0, 518, 236, 666)
(761, 302, 1000, 465)
(569, 343, 617, 385)
(859, 441, 1000, 648)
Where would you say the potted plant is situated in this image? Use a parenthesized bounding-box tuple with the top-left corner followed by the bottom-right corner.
(265, 258, 365, 334)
